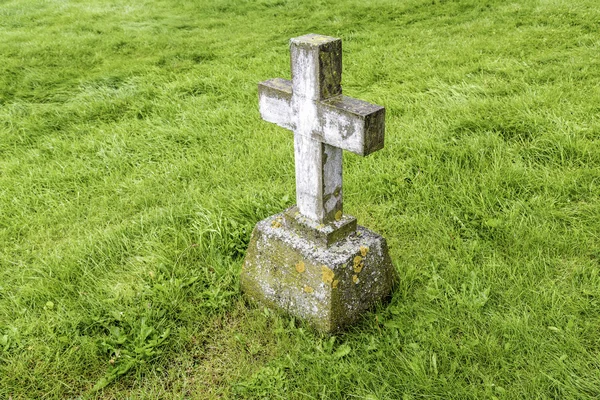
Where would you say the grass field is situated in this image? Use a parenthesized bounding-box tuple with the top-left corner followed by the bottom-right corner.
(1, 0, 599, 398)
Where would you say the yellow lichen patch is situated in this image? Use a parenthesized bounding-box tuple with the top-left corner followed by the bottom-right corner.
(352, 275, 359, 284)
(321, 265, 335, 285)
(316, 224, 325, 229)
(360, 246, 369, 257)
(353, 255, 362, 266)
(353, 263, 364, 274)
(295, 261, 305, 273)
(303, 285, 314, 293)
(335, 210, 342, 221)
(332, 279, 339, 289)
(271, 219, 282, 228)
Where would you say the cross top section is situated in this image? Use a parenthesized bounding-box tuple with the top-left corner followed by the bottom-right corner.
(258, 34, 385, 224)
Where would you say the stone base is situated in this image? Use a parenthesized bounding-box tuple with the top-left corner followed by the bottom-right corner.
(241, 208, 397, 332)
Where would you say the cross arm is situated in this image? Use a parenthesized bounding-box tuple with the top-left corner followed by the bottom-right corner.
(258, 78, 295, 130)
(316, 96, 385, 156)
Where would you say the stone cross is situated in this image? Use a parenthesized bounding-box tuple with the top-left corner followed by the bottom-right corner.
(243, 34, 395, 332)
(258, 33, 385, 224)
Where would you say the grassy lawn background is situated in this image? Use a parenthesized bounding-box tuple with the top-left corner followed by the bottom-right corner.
(1, 0, 599, 398)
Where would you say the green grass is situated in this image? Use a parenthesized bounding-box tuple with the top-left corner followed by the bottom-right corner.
(1, 0, 599, 398)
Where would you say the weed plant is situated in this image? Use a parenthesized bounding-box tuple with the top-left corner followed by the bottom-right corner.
(0, 0, 599, 398)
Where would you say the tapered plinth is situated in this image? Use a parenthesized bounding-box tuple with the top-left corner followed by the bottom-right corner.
(241, 208, 396, 332)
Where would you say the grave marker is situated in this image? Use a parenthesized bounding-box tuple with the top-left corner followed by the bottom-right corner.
(242, 34, 396, 332)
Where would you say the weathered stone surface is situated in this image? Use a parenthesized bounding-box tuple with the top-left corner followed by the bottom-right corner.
(258, 78, 293, 130)
(241, 211, 396, 332)
(319, 96, 385, 156)
(290, 33, 342, 100)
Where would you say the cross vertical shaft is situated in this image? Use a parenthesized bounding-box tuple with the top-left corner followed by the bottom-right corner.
(291, 35, 343, 222)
